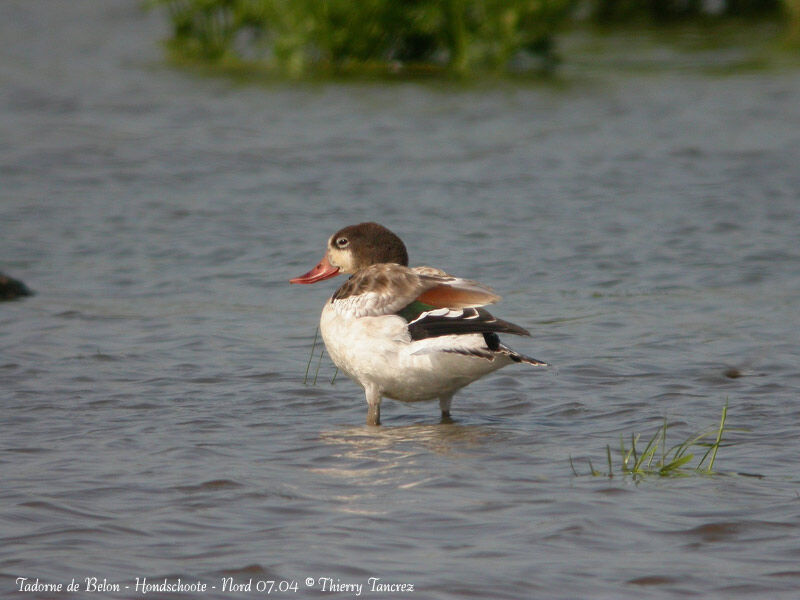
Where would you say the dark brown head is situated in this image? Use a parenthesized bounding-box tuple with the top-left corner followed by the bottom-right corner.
(290, 222, 408, 284)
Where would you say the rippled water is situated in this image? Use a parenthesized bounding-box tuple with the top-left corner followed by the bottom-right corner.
(2, 2, 800, 599)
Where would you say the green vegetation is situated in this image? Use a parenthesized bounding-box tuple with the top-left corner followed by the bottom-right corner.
(147, 0, 574, 77)
(148, 0, 800, 77)
(570, 404, 733, 480)
(786, 0, 800, 43)
(590, 0, 783, 23)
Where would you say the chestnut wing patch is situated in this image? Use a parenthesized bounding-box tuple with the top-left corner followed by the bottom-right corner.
(415, 278, 500, 309)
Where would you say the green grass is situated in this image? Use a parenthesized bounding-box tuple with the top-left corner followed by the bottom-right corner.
(571, 403, 733, 480)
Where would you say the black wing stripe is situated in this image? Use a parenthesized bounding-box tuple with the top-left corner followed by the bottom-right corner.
(407, 307, 530, 341)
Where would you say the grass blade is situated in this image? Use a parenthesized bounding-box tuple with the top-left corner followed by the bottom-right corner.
(569, 456, 579, 477)
(575, 404, 731, 479)
(303, 326, 319, 385)
(312, 338, 324, 385)
(659, 453, 694, 474)
(700, 401, 727, 473)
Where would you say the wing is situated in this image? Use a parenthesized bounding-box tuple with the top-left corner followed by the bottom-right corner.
(405, 308, 547, 365)
(406, 306, 530, 341)
(330, 263, 501, 318)
(412, 265, 501, 309)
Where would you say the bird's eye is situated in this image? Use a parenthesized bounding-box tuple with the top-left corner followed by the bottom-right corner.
(335, 237, 349, 248)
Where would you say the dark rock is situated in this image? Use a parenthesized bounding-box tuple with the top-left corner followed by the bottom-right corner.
(0, 272, 33, 300)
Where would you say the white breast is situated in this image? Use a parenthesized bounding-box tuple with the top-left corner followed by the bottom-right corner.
(319, 301, 511, 403)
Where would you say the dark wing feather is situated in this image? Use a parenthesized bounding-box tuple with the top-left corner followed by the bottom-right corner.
(406, 307, 530, 342)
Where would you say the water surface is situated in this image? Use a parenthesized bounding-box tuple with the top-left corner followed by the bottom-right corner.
(2, 2, 800, 598)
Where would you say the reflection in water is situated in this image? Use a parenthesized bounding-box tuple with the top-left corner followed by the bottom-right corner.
(318, 422, 512, 460)
(311, 424, 515, 513)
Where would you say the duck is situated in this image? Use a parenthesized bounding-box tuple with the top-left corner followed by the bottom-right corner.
(290, 222, 546, 425)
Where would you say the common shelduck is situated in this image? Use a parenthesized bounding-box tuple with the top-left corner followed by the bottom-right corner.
(290, 222, 546, 425)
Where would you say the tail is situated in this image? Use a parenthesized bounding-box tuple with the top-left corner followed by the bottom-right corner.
(482, 331, 547, 366)
(500, 343, 547, 366)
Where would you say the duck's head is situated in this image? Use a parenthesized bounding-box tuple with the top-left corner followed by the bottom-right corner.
(290, 222, 409, 284)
